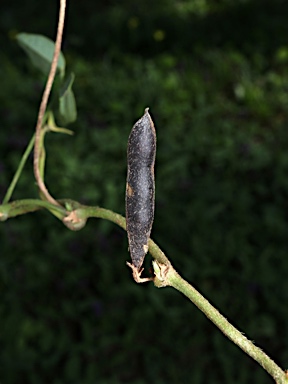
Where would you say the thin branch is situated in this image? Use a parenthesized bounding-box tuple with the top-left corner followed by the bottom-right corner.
(2, 134, 35, 204)
(0, 199, 66, 221)
(59, 203, 288, 384)
(153, 262, 288, 384)
(33, 0, 66, 206)
(0, 198, 287, 383)
(66, 204, 170, 265)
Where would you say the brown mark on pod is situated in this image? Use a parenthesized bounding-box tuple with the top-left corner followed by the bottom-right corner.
(126, 108, 156, 283)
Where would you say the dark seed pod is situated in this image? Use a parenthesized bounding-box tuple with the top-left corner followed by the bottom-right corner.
(126, 108, 156, 271)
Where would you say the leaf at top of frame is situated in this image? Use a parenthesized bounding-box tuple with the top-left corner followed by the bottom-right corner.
(16, 33, 66, 78)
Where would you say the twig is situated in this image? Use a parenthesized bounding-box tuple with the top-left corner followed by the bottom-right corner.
(0, 199, 66, 221)
(0, 197, 287, 383)
(153, 262, 288, 384)
(53, 202, 288, 384)
(33, 0, 66, 206)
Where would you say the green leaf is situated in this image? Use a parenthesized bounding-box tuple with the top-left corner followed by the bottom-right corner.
(59, 72, 77, 124)
(16, 33, 66, 77)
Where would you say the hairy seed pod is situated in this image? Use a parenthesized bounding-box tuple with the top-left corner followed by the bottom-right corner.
(126, 108, 156, 270)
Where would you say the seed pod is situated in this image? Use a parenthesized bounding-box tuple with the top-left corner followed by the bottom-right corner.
(126, 108, 156, 271)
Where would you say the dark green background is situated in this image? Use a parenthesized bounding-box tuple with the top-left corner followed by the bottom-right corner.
(1, 0, 288, 383)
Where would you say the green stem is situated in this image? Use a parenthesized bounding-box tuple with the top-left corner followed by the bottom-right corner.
(73, 205, 170, 265)
(2, 135, 35, 204)
(153, 263, 288, 384)
(0, 199, 66, 221)
(0, 198, 286, 382)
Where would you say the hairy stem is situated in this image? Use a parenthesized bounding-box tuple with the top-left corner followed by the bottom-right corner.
(0, 198, 286, 382)
(33, 0, 66, 206)
(60, 202, 288, 383)
(153, 263, 287, 384)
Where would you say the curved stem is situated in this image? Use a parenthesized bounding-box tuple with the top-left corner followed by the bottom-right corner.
(33, 0, 66, 206)
(0, 198, 286, 383)
(62, 203, 288, 383)
(73, 205, 170, 265)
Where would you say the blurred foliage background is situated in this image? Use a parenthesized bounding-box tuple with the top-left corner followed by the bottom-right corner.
(1, 0, 288, 383)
